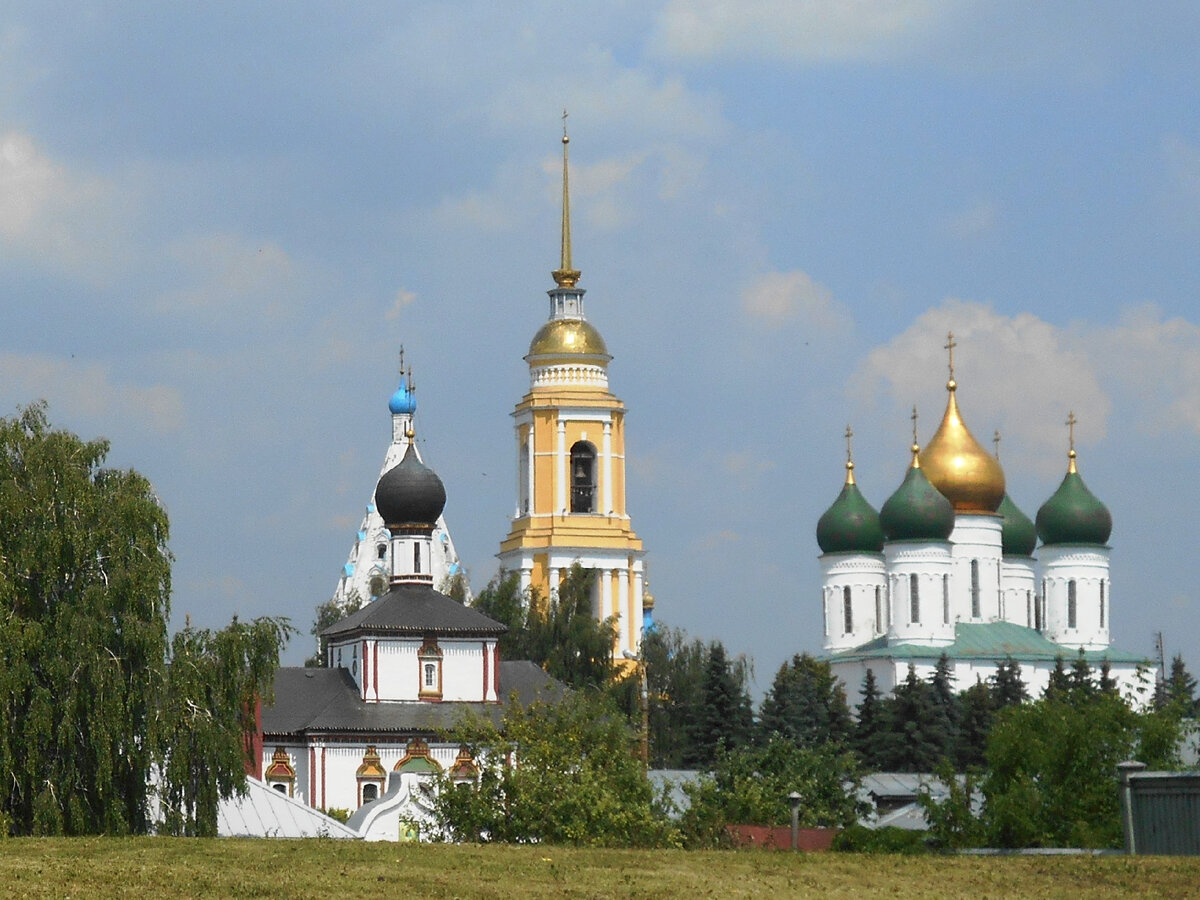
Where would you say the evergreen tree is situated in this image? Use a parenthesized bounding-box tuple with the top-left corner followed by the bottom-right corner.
(955, 678, 995, 769)
(1068, 652, 1096, 701)
(853, 669, 887, 769)
(687, 642, 753, 768)
(757, 653, 851, 749)
(993, 657, 1028, 708)
(1099, 660, 1119, 696)
(1043, 656, 1070, 701)
(639, 625, 708, 769)
(874, 665, 953, 772)
(1165, 654, 1199, 715)
(930, 653, 961, 750)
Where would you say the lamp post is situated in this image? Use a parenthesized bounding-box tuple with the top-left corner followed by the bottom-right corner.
(788, 791, 802, 851)
(621, 649, 649, 768)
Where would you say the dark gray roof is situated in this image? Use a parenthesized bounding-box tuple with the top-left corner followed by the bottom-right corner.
(262, 662, 562, 738)
(322, 584, 506, 638)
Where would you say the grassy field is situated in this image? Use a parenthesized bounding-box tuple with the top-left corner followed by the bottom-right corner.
(0, 839, 1198, 899)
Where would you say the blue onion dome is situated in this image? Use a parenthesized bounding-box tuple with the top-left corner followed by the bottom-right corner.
(375, 442, 446, 527)
(388, 380, 417, 415)
(816, 461, 884, 554)
(998, 493, 1037, 556)
(880, 444, 955, 542)
(1036, 449, 1112, 546)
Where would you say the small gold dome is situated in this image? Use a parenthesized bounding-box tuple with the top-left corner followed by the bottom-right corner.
(919, 385, 1005, 513)
(527, 319, 610, 359)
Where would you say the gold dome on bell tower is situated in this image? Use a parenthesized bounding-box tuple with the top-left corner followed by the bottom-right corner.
(918, 332, 1006, 514)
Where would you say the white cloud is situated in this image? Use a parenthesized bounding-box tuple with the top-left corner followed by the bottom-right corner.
(0, 130, 124, 277)
(0, 353, 183, 435)
(655, 0, 955, 63)
(850, 299, 1108, 476)
(541, 152, 646, 231)
(740, 269, 850, 332)
(386, 288, 417, 320)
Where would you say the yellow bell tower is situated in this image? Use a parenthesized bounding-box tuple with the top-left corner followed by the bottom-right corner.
(498, 119, 647, 657)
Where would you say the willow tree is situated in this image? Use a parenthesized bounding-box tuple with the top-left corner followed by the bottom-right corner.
(0, 404, 288, 835)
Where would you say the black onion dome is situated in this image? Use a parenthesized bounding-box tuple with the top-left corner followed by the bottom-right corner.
(374, 443, 446, 527)
(998, 493, 1037, 556)
(880, 462, 955, 542)
(816, 481, 885, 554)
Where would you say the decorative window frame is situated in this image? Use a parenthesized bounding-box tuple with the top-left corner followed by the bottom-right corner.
(393, 738, 442, 775)
(418, 635, 444, 700)
(355, 745, 387, 807)
(448, 745, 480, 785)
(264, 747, 296, 797)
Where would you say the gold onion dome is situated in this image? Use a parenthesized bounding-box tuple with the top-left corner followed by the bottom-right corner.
(527, 318, 609, 359)
(918, 336, 1005, 513)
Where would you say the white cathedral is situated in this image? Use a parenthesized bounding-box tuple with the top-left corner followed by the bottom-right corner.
(817, 338, 1148, 706)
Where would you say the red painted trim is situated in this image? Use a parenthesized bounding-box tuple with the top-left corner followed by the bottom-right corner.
(373, 641, 379, 701)
(321, 746, 327, 810)
(493, 644, 501, 702)
(309, 746, 316, 808)
(362, 640, 369, 700)
(481, 641, 489, 699)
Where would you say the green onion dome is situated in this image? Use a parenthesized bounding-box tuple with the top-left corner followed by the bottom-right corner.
(997, 493, 1037, 556)
(880, 445, 955, 542)
(816, 462, 884, 554)
(1035, 450, 1112, 546)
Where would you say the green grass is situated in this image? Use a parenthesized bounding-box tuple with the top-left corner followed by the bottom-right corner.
(0, 839, 1198, 899)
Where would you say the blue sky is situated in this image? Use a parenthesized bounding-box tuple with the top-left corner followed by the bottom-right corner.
(3, 2, 1199, 686)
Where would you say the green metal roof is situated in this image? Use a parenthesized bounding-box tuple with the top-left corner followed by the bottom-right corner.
(828, 621, 1148, 665)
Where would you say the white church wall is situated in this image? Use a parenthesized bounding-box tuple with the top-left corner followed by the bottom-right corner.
(1000, 557, 1037, 627)
(1038, 545, 1111, 650)
(820, 553, 887, 652)
(948, 515, 1003, 624)
(883, 542, 954, 646)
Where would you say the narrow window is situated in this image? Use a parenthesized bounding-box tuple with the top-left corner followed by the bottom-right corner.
(413, 542, 421, 573)
(822, 591, 829, 637)
(1026, 591, 1032, 628)
(1035, 589, 1042, 631)
(377, 543, 387, 560)
(875, 586, 882, 635)
(424, 662, 436, 687)
(1100, 580, 1106, 628)
(362, 783, 379, 803)
(970, 560, 981, 618)
(942, 574, 950, 625)
(909, 573, 920, 624)
(1068, 580, 1077, 629)
(842, 586, 852, 635)
(569, 442, 596, 513)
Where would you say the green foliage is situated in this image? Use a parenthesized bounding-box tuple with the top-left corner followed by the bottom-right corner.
(639, 626, 706, 768)
(758, 654, 852, 749)
(432, 690, 678, 847)
(439, 570, 470, 604)
(853, 669, 887, 769)
(982, 691, 1183, 848)
(832, 824, 930, 854)
(993, 657, 1028, 707)
(917, 760, 984, 850)
(954, 679, 994, 769)
(873, 665, 953, 772)
(305, 593, 362, 667)
(1161, 654, 1199, 716)
(680, 734, 866, 846)
(0, 404, 290, 836)
(687, 642, 754, 768)
(472, 565, 617, 690)
(324, 807, 351, 824)
(154, 616, 293, 836)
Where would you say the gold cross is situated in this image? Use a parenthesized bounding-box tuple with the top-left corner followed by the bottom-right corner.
(562, 108, 569, 141)
(844, 424, 854, 463)
(911, 405, 919, 445)
(993, 429, 1001, 459)
(1066, 411, 1077, 451)
(398, 345, 405, 379)
(945, 331, 957, 379)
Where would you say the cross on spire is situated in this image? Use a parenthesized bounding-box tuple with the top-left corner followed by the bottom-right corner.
(844, 424, 854, 463)
(993, 429, 1001, 459)
(1066, 411, 1077, 451)
(552, 110, 581, 288)
(911, 405, 919, 445)
(945, 331, 957, 381)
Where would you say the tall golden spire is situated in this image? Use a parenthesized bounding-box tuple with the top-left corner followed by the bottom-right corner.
(552, 109, 581, 288)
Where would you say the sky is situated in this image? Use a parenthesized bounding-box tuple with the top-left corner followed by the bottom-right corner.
(3, 2, 1200, 689)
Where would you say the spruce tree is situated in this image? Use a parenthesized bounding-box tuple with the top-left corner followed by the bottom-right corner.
(1099, 659, 1119, 696)
(874, 665, 953, 772)
(1044, 656, 1071, 701)
(955, 678, 995, 769)
(757, 654, 851, 749)
(993, 657, 1029, 707)
(1069, 652, 1096, 701)
(853, 669, 886, 769)
(687, 642, 753, 767)
(1165, 654, 1199, 715)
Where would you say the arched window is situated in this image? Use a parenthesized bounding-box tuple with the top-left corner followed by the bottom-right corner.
(970, 560, 981, 618)
(842, 586, 852, 635)
(942, 575, 950, 625)
(362, 782, 379, 802)
(874, 586, 882, 634)
(1100, 580, 1106, 628)
(377, 543, 387, 560)
(1068, 580, 1077, 629)
(569, 442, 596, 513)
(909, 573, 920, 624)
(1026, 591, 1032, 628)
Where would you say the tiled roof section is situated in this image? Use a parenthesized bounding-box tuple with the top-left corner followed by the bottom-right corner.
(262, 662, 563, 737)
(829, 621, 1149, 665)
(322, 584, 506, 638)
